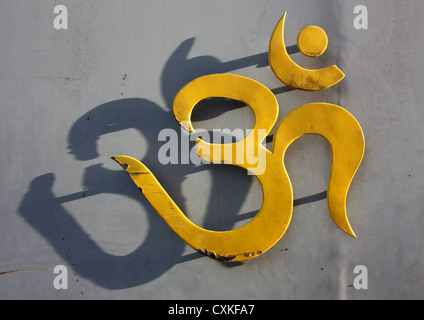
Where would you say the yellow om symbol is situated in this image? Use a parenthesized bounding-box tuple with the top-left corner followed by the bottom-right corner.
(113, 12, 365, 262)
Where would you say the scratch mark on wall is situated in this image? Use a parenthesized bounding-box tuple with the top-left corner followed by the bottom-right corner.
(0, 269, 48, 276)
(0, 76, 83, 81)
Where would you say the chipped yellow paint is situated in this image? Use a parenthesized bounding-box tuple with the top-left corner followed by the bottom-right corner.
(269, 12, 345, 90)
(113, 12, 365, 262)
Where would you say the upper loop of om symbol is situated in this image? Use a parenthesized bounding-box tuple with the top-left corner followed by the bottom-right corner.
(113, 12, 365, 262)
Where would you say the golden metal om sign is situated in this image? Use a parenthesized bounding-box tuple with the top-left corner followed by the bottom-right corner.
(112, 12, 365, 262)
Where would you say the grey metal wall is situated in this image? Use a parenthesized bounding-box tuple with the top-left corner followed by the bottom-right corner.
(0, 0, 423, 299)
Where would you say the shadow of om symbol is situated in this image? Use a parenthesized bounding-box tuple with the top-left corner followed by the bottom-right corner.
(113, 12, 365, 262)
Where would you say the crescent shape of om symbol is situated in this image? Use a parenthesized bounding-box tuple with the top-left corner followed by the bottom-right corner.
(113, 12, 365, 262)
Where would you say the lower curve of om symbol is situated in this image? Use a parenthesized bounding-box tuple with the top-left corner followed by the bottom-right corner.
(112, 12, 365, 262)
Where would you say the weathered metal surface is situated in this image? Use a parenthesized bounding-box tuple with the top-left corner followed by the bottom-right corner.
(3, 0, 422, 299)
(113, 14, 365, 261)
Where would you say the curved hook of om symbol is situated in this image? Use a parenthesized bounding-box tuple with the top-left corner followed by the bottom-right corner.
(268, 12, 345, 90)
(112, 12, 365, 262)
